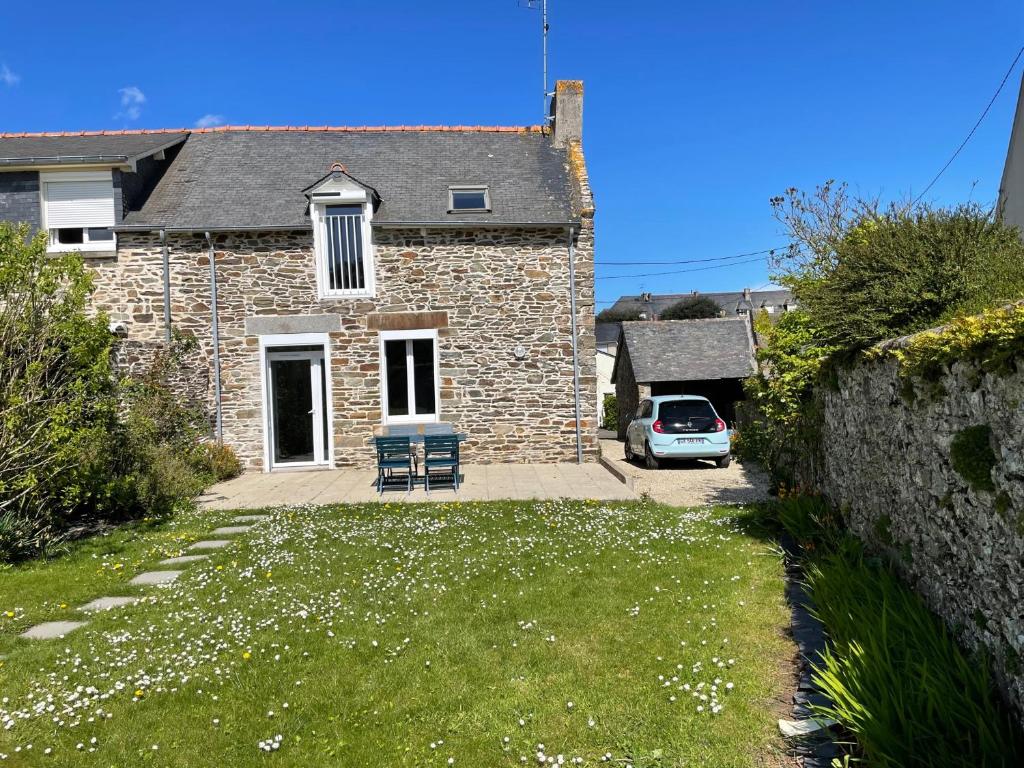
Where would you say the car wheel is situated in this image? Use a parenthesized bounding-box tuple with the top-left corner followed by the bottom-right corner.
(715, 454, 732, 468)
(644, 442, 660, 470)
(624, 439, 635, 462)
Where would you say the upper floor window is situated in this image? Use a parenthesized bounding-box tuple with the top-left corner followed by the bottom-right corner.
(312, 199, 374, 298)
(41, 171, 116, 253)
(448, 186, 490, 213)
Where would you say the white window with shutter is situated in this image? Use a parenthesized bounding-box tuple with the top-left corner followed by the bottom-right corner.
(40, 171, 117, 253)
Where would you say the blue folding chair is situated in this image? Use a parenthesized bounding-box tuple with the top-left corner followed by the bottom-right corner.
(375, 436, 416, 494)
(423, 434, 460, 493)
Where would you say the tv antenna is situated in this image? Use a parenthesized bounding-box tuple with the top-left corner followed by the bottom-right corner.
(521, 0, 552, 122)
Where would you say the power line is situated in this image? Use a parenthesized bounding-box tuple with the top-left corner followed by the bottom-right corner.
(595, 255, 767, 280)
(595, 246, 786, 266)
(913, 44, 1024, 205)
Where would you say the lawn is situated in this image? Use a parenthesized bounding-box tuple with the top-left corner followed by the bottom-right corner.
(0, 500, 791, 766)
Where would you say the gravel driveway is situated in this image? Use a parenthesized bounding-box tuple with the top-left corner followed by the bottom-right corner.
(599, 438, 770, 507)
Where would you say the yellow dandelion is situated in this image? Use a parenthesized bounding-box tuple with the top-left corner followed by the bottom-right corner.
(242, 651, 252, 660)
(134, 689, 144, 697)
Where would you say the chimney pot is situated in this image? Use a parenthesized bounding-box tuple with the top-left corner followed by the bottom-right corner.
(550, 80, 583, 148)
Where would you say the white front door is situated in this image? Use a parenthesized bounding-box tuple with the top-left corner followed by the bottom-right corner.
(266, 350, 328, 468)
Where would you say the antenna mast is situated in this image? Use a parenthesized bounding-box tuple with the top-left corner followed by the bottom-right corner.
(542, 0, 549, 122)
(523, 0, 552, 123)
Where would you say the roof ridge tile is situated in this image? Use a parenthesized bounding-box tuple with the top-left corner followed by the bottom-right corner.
(0, 125, 546, 138)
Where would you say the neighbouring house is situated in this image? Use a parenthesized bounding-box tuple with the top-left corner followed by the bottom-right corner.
(607, 287, 796, 324)
(0, 80, 598, 471)
(998, 72, 1024, 233)
(612, 317, 757, 439)
(595, 322, 619, 425)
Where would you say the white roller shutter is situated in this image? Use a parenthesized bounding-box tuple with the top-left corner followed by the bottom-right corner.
(44, 178, 116, 229)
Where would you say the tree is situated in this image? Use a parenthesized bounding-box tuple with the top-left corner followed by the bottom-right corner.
(660, 295, 722, 320)
(769, 182, 1024, 349)
(596, 307, 643, 323)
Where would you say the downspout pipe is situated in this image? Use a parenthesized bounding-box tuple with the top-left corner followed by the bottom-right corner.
(567, 226, 583, 464)
(205, 232, 224, 444)
(159, 229, 171, 343)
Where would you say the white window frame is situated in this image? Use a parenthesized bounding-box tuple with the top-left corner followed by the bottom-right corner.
(311, 190, 375, 299)
(379, 328, 440, 425)
(258, 333, 335, 472)
(447, 185, 491, 213)
(39, 170, 117, 254)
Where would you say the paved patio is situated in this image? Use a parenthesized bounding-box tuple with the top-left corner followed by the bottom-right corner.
(198, 462, 636, 510)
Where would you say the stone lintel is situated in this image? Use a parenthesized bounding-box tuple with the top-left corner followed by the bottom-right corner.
(244, 314, 342, 336)
(365, 311, 448, 332)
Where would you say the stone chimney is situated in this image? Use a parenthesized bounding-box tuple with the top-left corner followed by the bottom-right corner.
(550, 80, 583, 148)
(742, 287, 752, 300)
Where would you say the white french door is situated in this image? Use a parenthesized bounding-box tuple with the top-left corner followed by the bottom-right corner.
(266, 349, 329, 468)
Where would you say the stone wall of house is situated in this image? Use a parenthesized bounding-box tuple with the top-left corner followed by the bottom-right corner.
(86, 225, 598, 469)
(111, 339, 213, 425)
(803, 351, 1024, 721)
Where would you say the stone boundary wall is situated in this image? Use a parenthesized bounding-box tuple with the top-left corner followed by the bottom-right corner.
(803, 347, 1024, 722)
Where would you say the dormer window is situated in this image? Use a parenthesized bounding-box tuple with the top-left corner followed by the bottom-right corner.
(41, 171, 116, 254)
(448, 186, 490, 213)
(307, 171, 377, 298)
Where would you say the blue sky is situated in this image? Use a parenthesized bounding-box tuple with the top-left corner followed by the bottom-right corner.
(2, 1, 1022, 308)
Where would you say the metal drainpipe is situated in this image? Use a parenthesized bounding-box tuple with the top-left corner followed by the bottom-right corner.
(205, 232, 224, 444)
(567, 226, 583, 464)
(160, 229, 171, 343)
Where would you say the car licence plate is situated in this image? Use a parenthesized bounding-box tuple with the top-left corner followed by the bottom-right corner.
(677, 438, 704, 444)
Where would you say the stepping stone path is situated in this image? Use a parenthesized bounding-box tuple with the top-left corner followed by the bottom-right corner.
(211, 525, 252, 535)
(20, 621, 87, 640)
(78, 596, 139, 612)
(189, 539, 231, 550)
(159, 554, 209, 565)
(19, 519, 265, 642)
(130, 570, 182, 586)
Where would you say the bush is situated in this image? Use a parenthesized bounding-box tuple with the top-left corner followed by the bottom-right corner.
(601, 393, 618, 431)
(950, 425, 997, 492)
(660, 295, 722, 320)
(771, 184, 1024, 350)
(808, 546, 1024, 767)
(0, 222, 219, 561)
(596, 307, 643, 323)
(203, 442, 243, 481)
(773, 492, 844, 552)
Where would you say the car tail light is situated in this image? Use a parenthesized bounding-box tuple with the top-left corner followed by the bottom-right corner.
(714, 418, 726, 432)
(652, 420, 666, 433)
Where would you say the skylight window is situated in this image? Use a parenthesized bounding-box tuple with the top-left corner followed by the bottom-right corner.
(448, 186, 490, 213)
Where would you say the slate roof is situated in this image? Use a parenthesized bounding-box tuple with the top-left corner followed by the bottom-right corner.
(595, 322, 620, 346)
(611, 289, 794, 317)
(0, 131, 188, 166)
(615, 317, 757, 383)
(91, 127, 575, 230)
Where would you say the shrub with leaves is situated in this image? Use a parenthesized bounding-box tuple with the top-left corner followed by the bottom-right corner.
(596, 306, 643, 323)
(660, 295, 722, 320)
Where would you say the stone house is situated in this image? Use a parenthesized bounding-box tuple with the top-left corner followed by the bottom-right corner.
(0, 80, 597, 471)
(612, 317, 757, 438)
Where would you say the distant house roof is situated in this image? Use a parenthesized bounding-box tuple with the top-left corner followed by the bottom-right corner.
(6, 126, 574, 230)
(595, 322, 620, 346)
(0, 131, 188, 167)
(610, 289, 794, 318)
(614, 317, 757, 383)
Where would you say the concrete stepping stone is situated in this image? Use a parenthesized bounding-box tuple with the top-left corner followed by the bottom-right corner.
(21, 621, 87, 640)
(233, 514, 268, 522)
(159, 554, 209, 565)
(211, 525, 252, 535)
(189, 539, 231, 550)
(130, 570, 182, 586)
(78, 596, 139, 612)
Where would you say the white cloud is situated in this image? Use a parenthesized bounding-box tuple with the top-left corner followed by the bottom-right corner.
(0, 64, 20, 86)
(117, 85, 146, 120)
(195, 113, 226, 128)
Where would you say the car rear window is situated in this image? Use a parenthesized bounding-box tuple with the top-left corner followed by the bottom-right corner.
(657, 400, 717, 433)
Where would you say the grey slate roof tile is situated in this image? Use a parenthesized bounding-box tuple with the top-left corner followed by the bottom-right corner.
(0, 132, 188, 165)
(115, 130, 575, 229)
(618, 317, 757, 382)
(612, 289, 794, 317)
